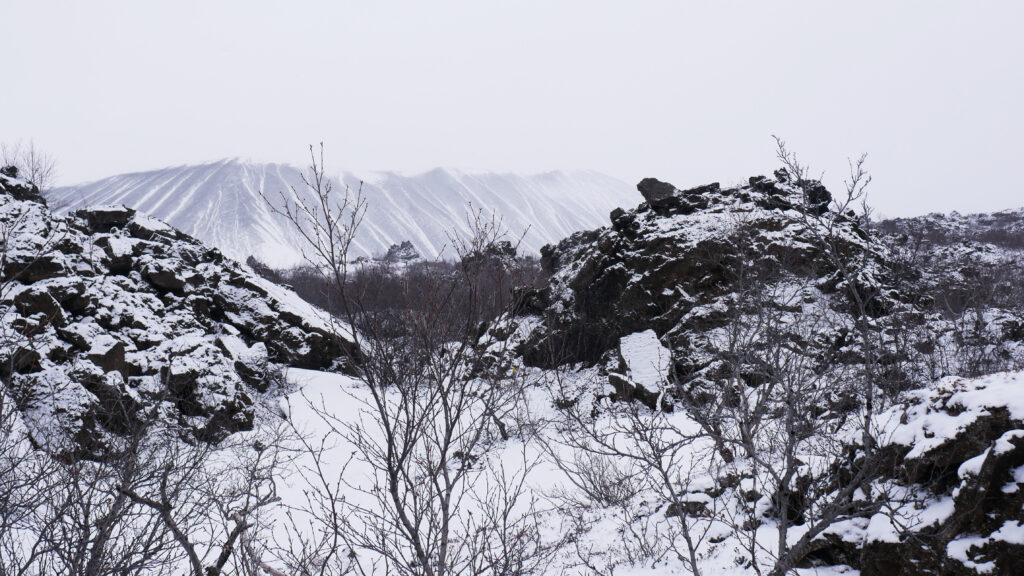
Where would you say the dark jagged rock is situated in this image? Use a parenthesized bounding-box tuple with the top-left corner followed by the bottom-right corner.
(12, 287, 65, 326)
(0, 173, 358, 458)
(0, 168, 46, 204)
(636, 177, 679, 211)
(72, 204, 135, 233)
(86, 338, 129, 381)
(800, 180, 832, 216)
(637, 177, 723, 216)
(520, 172, 900, 373)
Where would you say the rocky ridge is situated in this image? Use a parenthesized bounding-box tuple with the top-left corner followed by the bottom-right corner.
(879, 207, 1024, 251)
(0, 171, 356, 457)
(520, 173, 907, 387)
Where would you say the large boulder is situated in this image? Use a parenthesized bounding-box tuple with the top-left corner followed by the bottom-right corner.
(0, 168, 46, 204)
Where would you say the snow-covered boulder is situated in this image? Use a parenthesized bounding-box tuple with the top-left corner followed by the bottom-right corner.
(606, 329, 673, 410)
(806, 372, 1024, 575)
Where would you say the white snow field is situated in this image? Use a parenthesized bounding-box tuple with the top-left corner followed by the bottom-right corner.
(50, 160, 638, 267)
(261, 355, 1024, 575)
(267, 353, 870, 575)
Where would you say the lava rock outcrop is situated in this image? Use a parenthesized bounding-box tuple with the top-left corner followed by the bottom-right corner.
(1, 172, 357, 457)
(523, 173, 897, 371)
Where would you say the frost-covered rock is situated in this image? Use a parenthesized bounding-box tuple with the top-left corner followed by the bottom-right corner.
(518, 172, 916, 411)
(0, 175, 357, 457)
(606, 329, 673, 410)
(824, 372, 1024, 575)
(524, 174, 894, 365)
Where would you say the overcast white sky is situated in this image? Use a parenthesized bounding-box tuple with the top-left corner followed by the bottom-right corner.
(3, 1, 1022, 217)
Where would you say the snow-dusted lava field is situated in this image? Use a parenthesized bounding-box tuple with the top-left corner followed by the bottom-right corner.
(4, 163, 1024, 575)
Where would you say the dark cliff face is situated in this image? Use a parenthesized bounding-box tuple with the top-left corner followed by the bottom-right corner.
(0, 173, 356, 458)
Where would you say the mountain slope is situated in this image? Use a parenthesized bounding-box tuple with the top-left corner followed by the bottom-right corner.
(50, 160, 637, 266)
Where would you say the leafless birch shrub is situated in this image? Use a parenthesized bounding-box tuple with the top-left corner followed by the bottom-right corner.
(115, 414, 293, 576)
(0, 386, 64, 576)
(684, 277, 881, 574)
(1, 142, 57, 194)
(692, 139, 888, 575)
(264, 144, 555, 576)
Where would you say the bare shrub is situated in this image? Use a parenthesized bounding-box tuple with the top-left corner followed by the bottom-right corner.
(1, 141, 57, 193)
(263, 144, 557, 576)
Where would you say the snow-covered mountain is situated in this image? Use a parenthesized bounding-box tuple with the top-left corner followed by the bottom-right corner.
(50, 160, 637, 267)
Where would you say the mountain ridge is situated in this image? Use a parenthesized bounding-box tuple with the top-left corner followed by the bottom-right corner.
(50, 160, 638, 267)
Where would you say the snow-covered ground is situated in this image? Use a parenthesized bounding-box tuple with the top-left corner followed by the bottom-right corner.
(268, 358, 863, 575)
(259, 347, 1024, 576)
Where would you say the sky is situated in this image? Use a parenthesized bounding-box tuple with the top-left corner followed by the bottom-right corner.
(3, 1, 1023, 218)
